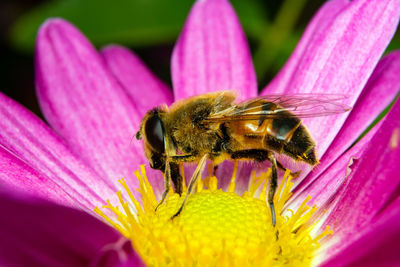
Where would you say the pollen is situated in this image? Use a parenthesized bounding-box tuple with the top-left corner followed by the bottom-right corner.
(95, 164, 332, 266)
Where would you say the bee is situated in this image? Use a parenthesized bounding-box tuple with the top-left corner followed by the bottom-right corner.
(136, 91, 350, 226)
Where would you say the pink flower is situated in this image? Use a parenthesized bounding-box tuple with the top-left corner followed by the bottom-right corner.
(1, 0, 399, 265)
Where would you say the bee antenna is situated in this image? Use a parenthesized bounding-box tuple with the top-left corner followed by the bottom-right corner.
(136, 131, 142, 140)
(129, 131, 140, 147)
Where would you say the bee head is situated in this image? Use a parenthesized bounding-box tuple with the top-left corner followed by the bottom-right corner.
(137, 107, 167, 170)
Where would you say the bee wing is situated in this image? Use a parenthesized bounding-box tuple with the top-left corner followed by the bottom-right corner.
(204, 93, 351, 123)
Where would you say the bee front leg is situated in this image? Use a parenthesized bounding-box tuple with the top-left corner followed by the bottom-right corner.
(171, 155, 208, 219)
(268, 152, 278, 227)
(170, 162, 183, 195)
(212, 165, 219, 176)
(156, 161, 185, 212)
(155, 159, 171, 211)
(169, 154, 199, 195)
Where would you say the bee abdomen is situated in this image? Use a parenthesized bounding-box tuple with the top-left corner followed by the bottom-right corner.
(283, 125, 318, 165)
(269, 112, 301, 142)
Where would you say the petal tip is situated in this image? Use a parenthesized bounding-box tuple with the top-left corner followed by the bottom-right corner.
(100, 44, 131, 58)
(37, 17, 73, 35)
(172, 0, 257, 100)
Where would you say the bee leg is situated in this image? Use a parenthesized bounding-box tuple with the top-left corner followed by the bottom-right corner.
(171, 155, 208, 219)
(170, 154, 198, 162)
(231, 149, 269, 162)
(155, 160, 171, 211)
(213, 165, 219, 176)
(170, 162, 183, 195)
(155, 185, 169, 211)
(229, 149, 279, 227)
(268, 152, 278, 227)
(276, 160, 301, 178)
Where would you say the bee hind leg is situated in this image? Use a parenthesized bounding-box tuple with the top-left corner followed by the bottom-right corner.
(229, 149, 278, 226)
(229, 149, 279, 227)
(267, 152, 278, 227)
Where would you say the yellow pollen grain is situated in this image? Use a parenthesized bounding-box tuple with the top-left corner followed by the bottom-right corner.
(390, 128, 399, 149)
(95, 164, 332, 267)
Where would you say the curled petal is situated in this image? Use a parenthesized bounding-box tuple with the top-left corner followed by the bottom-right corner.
(102, 45, 173, 117)
(288, 121, 381, 211)
(320, 197, 400, 266)
(35, 19, 147, 190)
(171, 0, 257, 100)
(295, 51, 400, 194)
(262, 0, 400, 156)
(323, 96, 400, 245)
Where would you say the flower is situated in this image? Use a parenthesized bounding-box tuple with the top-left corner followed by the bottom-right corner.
(0, 0, 399, 266)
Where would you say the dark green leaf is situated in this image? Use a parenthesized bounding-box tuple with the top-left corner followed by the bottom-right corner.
(9, 0, 267, 53)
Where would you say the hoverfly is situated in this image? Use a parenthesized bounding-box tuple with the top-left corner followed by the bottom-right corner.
(136, 91, 350, 226)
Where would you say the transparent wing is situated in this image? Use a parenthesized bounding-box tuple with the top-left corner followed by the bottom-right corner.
(203, 93, 351, 123)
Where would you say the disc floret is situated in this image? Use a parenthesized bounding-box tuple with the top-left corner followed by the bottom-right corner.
(95, 165, 332, 266)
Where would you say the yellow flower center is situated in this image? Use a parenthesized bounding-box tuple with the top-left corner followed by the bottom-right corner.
(95, 164, 332, 266)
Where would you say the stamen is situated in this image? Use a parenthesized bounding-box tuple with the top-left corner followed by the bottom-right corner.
(259, 168, 272, 200)
(94, 164, 332, 266)
(228, 161, 238, 192)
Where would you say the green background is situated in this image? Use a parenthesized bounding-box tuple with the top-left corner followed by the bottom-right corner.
(1, 0, 399, 118)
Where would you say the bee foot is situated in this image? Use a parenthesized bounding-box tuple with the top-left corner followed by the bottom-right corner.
(170, 207, 183, 220)
(291, 170, 301, 178)
(155, 200, 165, 212)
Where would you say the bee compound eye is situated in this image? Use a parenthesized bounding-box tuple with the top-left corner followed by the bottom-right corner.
(144, 115, 165, 153)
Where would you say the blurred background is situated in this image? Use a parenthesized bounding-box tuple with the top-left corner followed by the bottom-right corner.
(1, 0, 399, 119)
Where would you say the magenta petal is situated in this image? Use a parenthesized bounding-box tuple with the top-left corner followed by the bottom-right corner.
(171, 0, 257, 101)
(323, 96, 400, 241)
(0, 92, 115, 210)
(35, 19, 146, 189)
(101, 45, 173, 116)
(295, 51, 400, 194)
(263, 0, 350, 95)
(90, 238, 145, 267)
(0, 147, 71, 206)
(0, 191, 142, 266)
(262, 0, 400, 156)
(321, 198, 400, 267)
